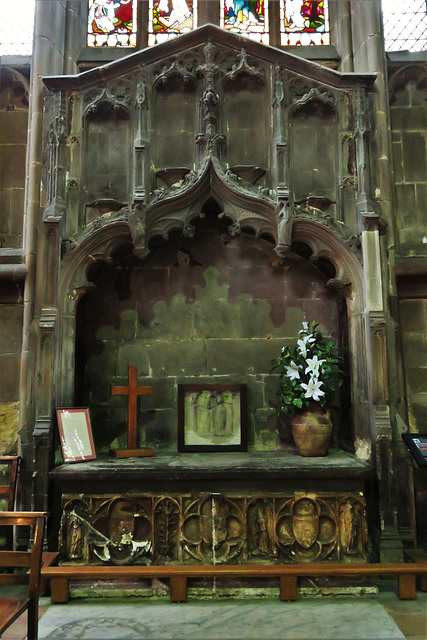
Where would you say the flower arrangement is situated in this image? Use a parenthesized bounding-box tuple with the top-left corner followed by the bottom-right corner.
(271, 321, 343, 415)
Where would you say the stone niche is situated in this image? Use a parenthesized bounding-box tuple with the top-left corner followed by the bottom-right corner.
(74, 208, 348, 455)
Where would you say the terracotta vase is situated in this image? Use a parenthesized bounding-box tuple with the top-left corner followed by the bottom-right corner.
(291, 403, 332, 457)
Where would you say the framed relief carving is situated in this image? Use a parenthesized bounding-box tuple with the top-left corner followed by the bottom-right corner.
(56, 408, 96, 463)
(178, 384, 247, 452)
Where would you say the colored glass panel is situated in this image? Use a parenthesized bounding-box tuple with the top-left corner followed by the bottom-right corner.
(280, 0, 329, 46)
(148, 0, 196, 46)
(87, 0, 137, 47)
(221, 0, 269, 44)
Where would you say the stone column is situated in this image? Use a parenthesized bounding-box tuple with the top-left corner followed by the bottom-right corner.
(349, 0, 413, 558)
(20, 0, 73, 512)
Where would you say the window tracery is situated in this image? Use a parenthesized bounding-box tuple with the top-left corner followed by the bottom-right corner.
(382, 0, 427, 52)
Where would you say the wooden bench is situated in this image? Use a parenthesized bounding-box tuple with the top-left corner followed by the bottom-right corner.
(0, 511, 46, 640)
(404, 548, 427, 591)
(41, 561, 427, 604)
(0, 456, 21, 549)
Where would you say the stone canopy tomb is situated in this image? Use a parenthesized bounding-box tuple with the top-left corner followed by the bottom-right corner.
(35, 24, 382, 567)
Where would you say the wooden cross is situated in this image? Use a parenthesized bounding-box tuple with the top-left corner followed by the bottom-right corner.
(110, 365, 154, 458)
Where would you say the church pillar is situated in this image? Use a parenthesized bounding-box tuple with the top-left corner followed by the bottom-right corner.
(332, 1, 354, 73)
(20, 0, 69, 511)
(350, 0, 416, 558)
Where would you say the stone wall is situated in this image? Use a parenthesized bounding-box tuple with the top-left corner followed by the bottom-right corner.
(0, 69, 28, 250)
(399, 297, 427, 432)
(0, 68, 28, 455)
(391, 80, 427, 256)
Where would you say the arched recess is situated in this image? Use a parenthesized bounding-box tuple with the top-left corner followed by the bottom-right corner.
(292, 218, 372, 452)
(54, 210, 371, 458)
(56, 222, 133, 408)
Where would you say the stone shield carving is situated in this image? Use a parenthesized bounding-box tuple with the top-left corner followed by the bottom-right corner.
(291, 497, 320, 549)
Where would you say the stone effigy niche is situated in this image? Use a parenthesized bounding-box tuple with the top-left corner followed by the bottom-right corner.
(74, 211, 348, 456)
(59, 492, 368, 565)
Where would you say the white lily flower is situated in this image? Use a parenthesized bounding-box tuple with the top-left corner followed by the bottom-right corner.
(298, 321, 310, 335)
(301, 378, 325, 402)
(285, 361, 301, 380)
(305, 355, 326, 376)
(297, 339, 308, 357)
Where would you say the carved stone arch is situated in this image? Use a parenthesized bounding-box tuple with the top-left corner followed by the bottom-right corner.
(291, 219, 371, 451)
(145, 159, 277, 245)
(84, 85, 131, 118)
(56, 223, 132, 406)
(0, 67, 29, 109)
(292, 220, 363, 305)
(221, 48, 266, 92)
(153, 56, 198, 92)
(289, 87, 337, 118)
(389, 64, 427, 104)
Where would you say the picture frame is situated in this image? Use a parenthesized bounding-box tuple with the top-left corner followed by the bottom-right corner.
(178, 384, 248, 452)
(402, 433, 427, 467)
(56, 408, 96, 463)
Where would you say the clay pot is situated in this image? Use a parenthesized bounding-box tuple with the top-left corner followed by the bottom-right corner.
(291, 403, 332, 457)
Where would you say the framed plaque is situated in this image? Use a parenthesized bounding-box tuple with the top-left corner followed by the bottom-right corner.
(178, 384, 247, 452)
(402, 433, 427, 467)
(56, 408, 96, 463)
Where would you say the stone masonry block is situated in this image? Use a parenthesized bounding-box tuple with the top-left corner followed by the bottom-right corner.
(405, 368, 427, 394)
(0, 354, 20, 402)
(395, 183, 416, 215)
(0, 111, 28, 145)
(399, 299, 427, 332)
(206, 338, 284, 375)
(144, 339, 206, 377)
(401, 335, 427, 368)
(402, 132, 426, 182)
(0, 145, 26, 188)
(251, 408, 280, 451)
(143, 408, 177, 451)
(392, 142, 403, 183)
(0, 307, 22, 353)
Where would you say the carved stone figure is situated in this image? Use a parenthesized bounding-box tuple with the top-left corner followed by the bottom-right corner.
(275, 200, 293, 256)
(68, 514, 84, 560)
(253, 508, 270, 555)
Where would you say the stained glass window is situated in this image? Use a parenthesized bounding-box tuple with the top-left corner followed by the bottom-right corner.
(148, 0, 196, 46)
(221, 0, 269, 44)
(87, 0, 137, 47)
(280, 0, 329, 46)
(382, 0, 427, 52)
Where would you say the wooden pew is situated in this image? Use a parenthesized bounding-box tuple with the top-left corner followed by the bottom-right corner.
(0, 456, 21, 549)
(0, 512, 47, 640)
(404, 548, 427, 591)
(41, 560, 427, 604)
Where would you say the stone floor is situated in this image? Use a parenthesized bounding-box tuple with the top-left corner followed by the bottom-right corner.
(2, 589, 426, 639)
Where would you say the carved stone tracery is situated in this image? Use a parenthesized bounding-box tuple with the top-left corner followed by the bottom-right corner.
(60, 492, 368, 566)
